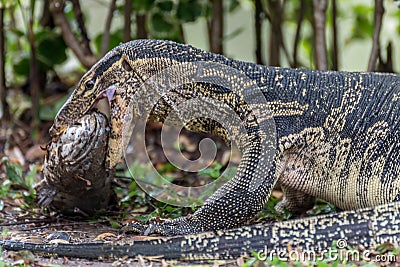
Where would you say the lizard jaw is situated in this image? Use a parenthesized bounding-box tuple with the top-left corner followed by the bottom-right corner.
(50, 86, 117, 137)
(91, 85, 117, 109)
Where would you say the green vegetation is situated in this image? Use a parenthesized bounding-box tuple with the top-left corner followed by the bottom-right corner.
(1, 157, 37, 210)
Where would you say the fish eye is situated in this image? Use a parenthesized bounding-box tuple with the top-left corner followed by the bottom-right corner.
(85, 80, 95, 90)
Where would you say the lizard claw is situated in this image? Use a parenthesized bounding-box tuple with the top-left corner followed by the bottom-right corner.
(121, 220, 147, 234)
(122, 216, 203, 236)
(49, 125, 68, 137)
(122, 215, 205, 236)
(143, 215, 204, 236)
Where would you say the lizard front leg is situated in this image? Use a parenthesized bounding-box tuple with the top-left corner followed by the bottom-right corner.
(145, 173, 276, 235)
(126, 136, 278, 235)
(107, 91, 136, 169)
(118, 90, 278, 235)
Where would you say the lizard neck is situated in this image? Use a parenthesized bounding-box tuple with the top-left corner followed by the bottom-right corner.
(123, 40, 387, 140)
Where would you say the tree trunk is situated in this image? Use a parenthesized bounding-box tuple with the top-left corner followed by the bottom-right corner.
(40, 0, 54, 28)
(28, 8, 41, 126)
(267, 0, 283, 66)
(50, 0, 97, 69)
(367, 0, 384, 72)
(209, 0, 223, 54)
(70, 0, 92, 56)
(312, 0, 328, 70)
(123, 0, 132, 42)
(136, 14, 148, 39)
(292, 0, 305, 68)
(331, 0, 339, 70)
(378, 42, 393, 72)
(254, 0, 264, 65)
(0, 7, 7, 120)
(101, 0, 117, 56)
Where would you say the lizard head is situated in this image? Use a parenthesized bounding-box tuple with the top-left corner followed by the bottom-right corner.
(50, 39, 207, 137)
(49, 50, 142, 137)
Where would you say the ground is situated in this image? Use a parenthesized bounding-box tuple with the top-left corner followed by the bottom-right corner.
(1, 91, 398, 267)
(0, 114, 245, 266)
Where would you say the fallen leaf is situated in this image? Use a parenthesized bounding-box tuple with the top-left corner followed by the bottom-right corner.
(94, 232, 116, 241)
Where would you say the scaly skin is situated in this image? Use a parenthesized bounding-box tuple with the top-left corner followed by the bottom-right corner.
(1, 202, 399, 260)
(50, 39, 400, 235)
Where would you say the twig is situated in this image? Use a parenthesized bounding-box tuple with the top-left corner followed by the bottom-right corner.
(312, 0, 328, 70)
(179, 24, 185, 43)
(28, 3, 40, 126)
(114, 175, 164, 190)
(378, 42, 393, 72)
(367, 0, 384, 72)
(123, 0, 132, 42)
(292, 0, 305, 68)
(0, 218, 114, 230)
(70, 0, 92, 56)
(49, 0, 97, 68)
(101, 0, 116, 56)
(0, 218, 57, 227)
(40, 0, 54, 27)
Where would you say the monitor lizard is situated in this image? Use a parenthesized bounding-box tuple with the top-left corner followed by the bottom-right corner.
(1, 39, 400, 258)
(1, 201, 398, 260)
(48, 39, 400, 236)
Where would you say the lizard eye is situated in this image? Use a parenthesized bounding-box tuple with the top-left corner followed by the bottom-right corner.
(85, 80, 95, 90)
(122, 59, 132, 72)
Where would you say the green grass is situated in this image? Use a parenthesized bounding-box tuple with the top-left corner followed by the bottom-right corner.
(1, 157, 37, 210)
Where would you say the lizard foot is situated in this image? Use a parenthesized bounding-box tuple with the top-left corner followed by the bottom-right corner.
(144, 215, 203, 235)
(122, 215, 203, 236)
(121, 220, 147, 234)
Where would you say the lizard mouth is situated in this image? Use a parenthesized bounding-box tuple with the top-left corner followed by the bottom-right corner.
(51, 86, 117, 137)
(91, 85, 116, 109)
